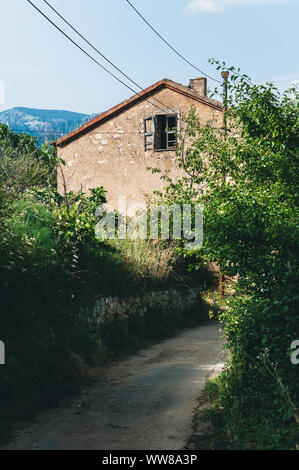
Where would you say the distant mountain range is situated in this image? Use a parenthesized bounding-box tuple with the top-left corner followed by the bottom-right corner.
(0, 107, 97, 145)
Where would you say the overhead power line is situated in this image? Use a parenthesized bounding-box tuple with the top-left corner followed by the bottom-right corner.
(126, 1, 253, 86)
(125, 0, 222, 85)
(9, 128, 150, 136)
(41, 0, 177, 114)
(9, 128, 66, 135)
(26, 0, 177, 115)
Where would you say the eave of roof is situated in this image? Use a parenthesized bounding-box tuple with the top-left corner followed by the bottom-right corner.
(56, 78, 223, 147)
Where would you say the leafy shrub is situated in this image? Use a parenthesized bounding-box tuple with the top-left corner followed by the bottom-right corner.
(159, 64, 299, 449)
(0, 126, 213, 431)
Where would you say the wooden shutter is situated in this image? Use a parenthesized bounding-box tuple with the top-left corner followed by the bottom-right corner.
(144, 116, 155, 151)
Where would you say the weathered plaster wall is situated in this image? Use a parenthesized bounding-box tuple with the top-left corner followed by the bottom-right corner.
(57, 87, 222, 210)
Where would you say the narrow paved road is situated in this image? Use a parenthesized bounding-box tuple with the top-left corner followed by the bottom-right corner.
(2, 322, 225, 450)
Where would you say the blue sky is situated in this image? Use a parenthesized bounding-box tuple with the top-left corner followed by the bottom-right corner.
(0, 0, 298, 114)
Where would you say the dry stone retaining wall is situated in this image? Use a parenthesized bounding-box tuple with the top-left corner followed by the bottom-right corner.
(84, 287, 201, 324)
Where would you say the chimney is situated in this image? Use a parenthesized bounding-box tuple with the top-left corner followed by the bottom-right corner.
(189, 77, 207, 96)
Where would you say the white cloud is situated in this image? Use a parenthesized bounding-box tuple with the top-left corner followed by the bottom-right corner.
(186, 0, 295, 14)
(267, 73, 299, 91)
(0, 81, 5, 105)
(11, 64, 47, 75)
(2, 64, 47, 78)
(272, 73, 299, 82)
(187, 0, 223, 12)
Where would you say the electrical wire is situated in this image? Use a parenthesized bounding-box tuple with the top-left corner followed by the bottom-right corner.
(41, 0, 178, 114)
(9, 128, 66, 134)
(26, 0, 177, 115)
(126, 1, 253, 86)
(125, 0, 222, 85)
(10, 128, 149, 135)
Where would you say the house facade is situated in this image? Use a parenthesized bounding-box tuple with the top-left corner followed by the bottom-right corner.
(56, 77, 223, 211)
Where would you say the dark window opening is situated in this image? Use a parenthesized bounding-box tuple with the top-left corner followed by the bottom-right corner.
(144, 114, 177, 151)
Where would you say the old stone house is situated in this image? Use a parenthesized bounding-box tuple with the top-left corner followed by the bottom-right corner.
(56, 77, 223, 211)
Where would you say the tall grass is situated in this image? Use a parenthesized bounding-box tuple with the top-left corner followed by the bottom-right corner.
(109, 239, 179, 286)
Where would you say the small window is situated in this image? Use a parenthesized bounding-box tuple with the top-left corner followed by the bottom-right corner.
(144, 114, 177, 151)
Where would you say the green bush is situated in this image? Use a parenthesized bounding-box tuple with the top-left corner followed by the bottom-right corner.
(159, 63, 299, 449)
(0, 126, 213, 431)
(0, 188, 210, 427)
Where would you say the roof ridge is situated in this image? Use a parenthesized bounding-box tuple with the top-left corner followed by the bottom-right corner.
(164, 78, 222, 108)
(56, 78, 223, 147)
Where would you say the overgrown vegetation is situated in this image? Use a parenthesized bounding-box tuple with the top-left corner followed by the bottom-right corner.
(0, 125, 210, 431)
(160, 65, 299, 449)
(2, 62, 297, 450)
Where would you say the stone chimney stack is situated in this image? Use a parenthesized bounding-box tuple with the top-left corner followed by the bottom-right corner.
(189, 77, 207, 96)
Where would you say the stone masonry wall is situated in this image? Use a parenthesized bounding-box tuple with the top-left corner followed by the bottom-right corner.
(83, 287, 201, 325)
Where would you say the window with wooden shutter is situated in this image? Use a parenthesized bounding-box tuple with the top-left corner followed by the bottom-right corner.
(144, 114, 178, 151)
